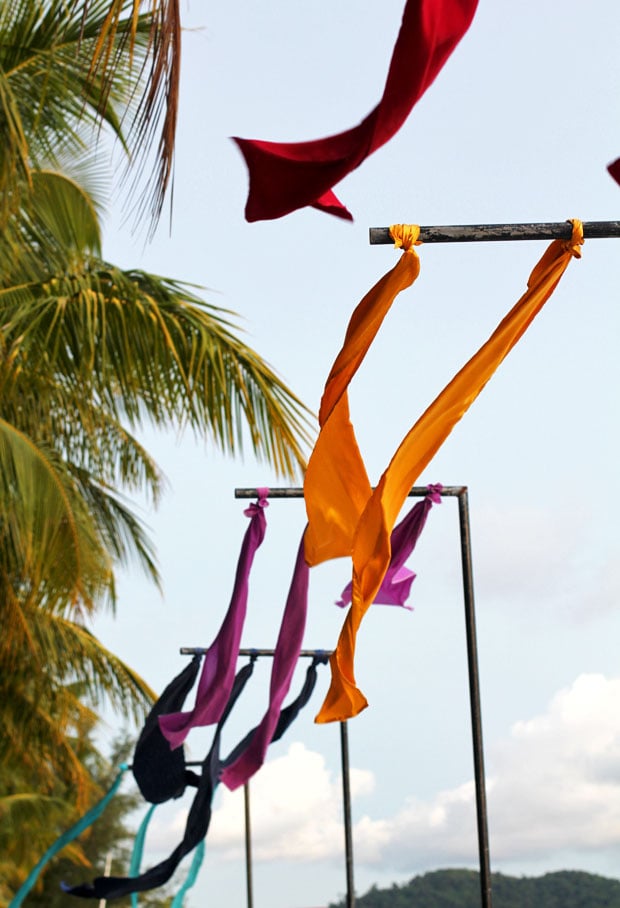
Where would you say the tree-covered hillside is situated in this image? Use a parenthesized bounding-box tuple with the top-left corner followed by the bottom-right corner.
(330, 869, 620, 908)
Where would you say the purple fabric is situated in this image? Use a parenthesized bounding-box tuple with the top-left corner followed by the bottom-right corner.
(159, 490, 270, 749)
(336, 484, 442, 609)
(220, 529, 310, 791)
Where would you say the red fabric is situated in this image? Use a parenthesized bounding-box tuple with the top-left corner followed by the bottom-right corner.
(608, 158, 620, 186)
(234, 0, 478, 222)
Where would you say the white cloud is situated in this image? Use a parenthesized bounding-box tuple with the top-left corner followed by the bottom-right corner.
(210, 742, 374, 862)
(352, 674, 620, 871)
(141, 676, 620, 877)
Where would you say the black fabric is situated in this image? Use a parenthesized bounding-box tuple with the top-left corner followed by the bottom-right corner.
(63, 656, 327, 900)
(132, 656, 202, 804)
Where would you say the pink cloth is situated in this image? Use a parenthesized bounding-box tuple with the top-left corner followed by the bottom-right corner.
(159, 491, 269, 749)
(336, 484, 442, 609)
(234, 0, 478, 222)
(220, 530, 310, 791)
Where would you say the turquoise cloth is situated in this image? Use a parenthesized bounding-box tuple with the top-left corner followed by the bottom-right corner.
(130, 803, 157, 908)
(172, 841, 206, 908)
(9, 765, 128, 908)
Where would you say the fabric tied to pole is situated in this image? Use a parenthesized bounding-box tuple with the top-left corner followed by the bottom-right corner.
(62, 661, 258, 900)
(159, 491, 269, 749)
(234, 0, 478, 222)
(62, 656, 327, 899)
(10, 766, 129, 908)
(133, 656, 202, 804)
(221, 529, 311, 790)
(336, 485, 442, 609)
(314, 220, 584, 723)
(304, 225, 421, 567)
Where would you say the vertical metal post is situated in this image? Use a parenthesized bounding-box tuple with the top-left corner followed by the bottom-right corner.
(340, 720, 355, 908)
(244, 782, 254, 908)
(457, 489, 493, 908)
(98, 853, 112, 908)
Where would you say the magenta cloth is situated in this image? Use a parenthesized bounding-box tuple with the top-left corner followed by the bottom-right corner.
(608, 158, 620, 186)
(159, 490, 270, 750)
(220, 530, 310, 791)
(336, 484, 442, 609)
(233, 0, 478, 222)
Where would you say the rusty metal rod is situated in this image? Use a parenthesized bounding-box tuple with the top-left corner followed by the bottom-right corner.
(244, 782, 254, 908)
(457, 488, 493, 908)
(234, 487, 466, 499)
(369, 220, 620, 245)
(340, 720, 356, 908)
(180, 647, 332, 657)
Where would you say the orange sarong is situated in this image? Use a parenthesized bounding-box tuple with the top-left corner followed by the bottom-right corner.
(306, 221, 584, 723)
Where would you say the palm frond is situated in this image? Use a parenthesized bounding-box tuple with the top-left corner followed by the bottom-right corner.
(2, 266, 314, 476)
(0, 169, 102, 284)
(0, 0, 173, 231)
(78, 0, 180, 231)
(0, 419, 114, 612)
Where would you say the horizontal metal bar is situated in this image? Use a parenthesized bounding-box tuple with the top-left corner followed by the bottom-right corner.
(180, 647, 333, 657)
(369, 220, 620, 245)
(234, 486, 466, 499)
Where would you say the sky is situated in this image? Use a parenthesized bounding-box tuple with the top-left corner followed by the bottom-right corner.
(88, 1, 620, 906)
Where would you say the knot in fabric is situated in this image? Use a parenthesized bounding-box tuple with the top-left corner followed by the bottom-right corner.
(244, 487, 270, 517)
(425, 483, 443, 504)
(389, 224, 421, 252)
(564, 219, 584, 259)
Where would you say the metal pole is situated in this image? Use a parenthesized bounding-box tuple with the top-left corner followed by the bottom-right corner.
(340, 721, 355, 908)
(369, 219, 620, 245)
(244, 782, 254, 908)
(180, 647, 332, 658)
(233, 487, 467, 499)
(457, 489, 493, 908)
(98, 853, 113, 908)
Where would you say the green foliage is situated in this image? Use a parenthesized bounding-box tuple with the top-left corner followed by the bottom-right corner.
(329, 869, 620, 908)
(0, 0, 313, 898)
(14, 733, 176, 908)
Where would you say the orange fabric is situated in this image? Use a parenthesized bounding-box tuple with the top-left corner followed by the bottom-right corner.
(303, 225, 421, 566)
(315, 220, 584, 723)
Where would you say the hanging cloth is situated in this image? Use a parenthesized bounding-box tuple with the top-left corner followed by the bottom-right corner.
(170, 840, 205, 908)
(63, 656, 327, 900)
(314, 220, 584, 723)
(304, 224, 422, 566)
(129, 806, 206, 908)
(336, 485, 442, 609)
(62, 660, 258, 900)
(130, 804, 157, 908)
(234, 0, 478, 222)
(159, 491, 269, 749)
(221, 530, 312, 791)
(133, 656, 202, 804)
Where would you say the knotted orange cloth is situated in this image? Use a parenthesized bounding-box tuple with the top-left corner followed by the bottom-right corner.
(308, 220, 584, 723)
(304, 225, 422, 566)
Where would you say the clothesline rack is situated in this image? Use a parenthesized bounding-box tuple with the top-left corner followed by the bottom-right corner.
(228, 486, 490, 908)
(368, 219, 620, 245)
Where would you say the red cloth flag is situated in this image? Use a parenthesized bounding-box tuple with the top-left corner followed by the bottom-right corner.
(234, 0, 478, 222)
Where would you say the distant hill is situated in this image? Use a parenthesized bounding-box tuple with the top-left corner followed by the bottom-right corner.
(329, 869, 620, 908)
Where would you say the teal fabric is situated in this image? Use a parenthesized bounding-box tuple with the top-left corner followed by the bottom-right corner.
(9, 765, 128, 908)
(171, 841, 206, 908)
(130, 804, 157, 908)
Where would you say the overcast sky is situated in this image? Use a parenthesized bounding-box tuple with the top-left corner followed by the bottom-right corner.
(92, 1, 620, 906)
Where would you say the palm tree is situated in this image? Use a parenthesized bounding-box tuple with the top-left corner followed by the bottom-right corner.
(0, 0, 313, 891)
